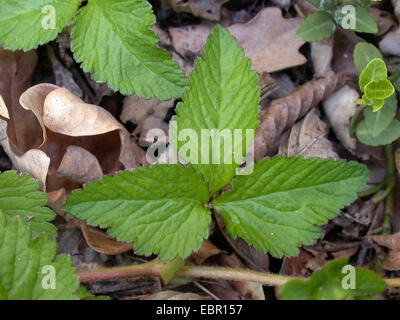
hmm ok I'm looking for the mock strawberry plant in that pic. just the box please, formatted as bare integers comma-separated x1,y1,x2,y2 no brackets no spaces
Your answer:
64,26,370,260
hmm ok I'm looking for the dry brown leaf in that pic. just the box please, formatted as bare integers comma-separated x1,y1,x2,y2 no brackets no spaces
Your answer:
169,24,212,58
18,84,138,174
121,95,174,125
279,109,339,160
163,0,228,21
140,290,210,300
372,232,400,270
55,145,103,184
0,121,50,190
169,8,306,74
188,240,222,265
323,85,359,154
215,214,269,272
80,221,133,255
254,71,345,161
0,49,41,154
228,7,306,73
219,253,265,300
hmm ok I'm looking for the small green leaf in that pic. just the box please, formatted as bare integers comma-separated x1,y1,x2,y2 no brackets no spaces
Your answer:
64,164,211,260
212,156,369,258
353,6,378,33
0,213,79,300
335,6,378,33
171,25,260,195
356,119,400,146
71,0,187,99
353,42,383,74
359,58,388,92
363,94,397,137
280,258,386,300
296,11,336,42
0,171,56,238
0,0,82,51
365,79,394,101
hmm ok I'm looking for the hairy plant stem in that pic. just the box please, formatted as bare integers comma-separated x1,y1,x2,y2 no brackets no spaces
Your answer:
76,261,400,288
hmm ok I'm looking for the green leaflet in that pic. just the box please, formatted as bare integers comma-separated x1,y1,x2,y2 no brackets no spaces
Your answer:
64,164,211,260
0,213,79,300
353,42,383,74
359,58,388,92
280,258,386,300
212,156,369,258
296,11,336,42
363,94,397,137
0,0,82,51
334,6,378,34
356,119,400,146
365,79,394,101
71,0,187,99
0,171,56,238
170,25,260,195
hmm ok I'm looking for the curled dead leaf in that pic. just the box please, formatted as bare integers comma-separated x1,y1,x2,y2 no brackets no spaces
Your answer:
279,109,339,160
80,221,133,256
254,71,345,161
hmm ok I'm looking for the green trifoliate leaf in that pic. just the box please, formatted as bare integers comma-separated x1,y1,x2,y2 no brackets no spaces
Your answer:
359,58,388,92
0,213,79,300
280,258,386,300
0,0,82,51
353,42,383,74
365,79,394,101
296,11,336,42
334,6,378,34
64,164,211,260
171,25,260,195
356,119,400,146
71,0,186,99
0,171,56,238
212,156,369,258
363,94,397,137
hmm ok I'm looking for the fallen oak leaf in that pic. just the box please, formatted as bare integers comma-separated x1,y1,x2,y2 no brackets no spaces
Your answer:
228,7,306,73
254,71,345,161
168,8,306,74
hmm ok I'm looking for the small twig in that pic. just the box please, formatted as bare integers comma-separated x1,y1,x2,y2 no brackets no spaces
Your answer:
193,281,220,300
